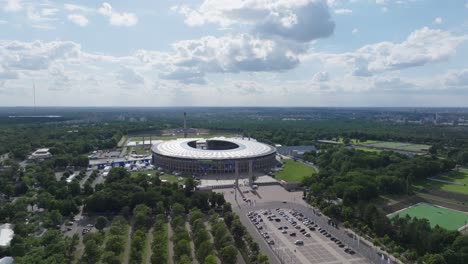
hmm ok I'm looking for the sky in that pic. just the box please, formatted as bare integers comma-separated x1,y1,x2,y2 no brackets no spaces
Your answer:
0,0,468,107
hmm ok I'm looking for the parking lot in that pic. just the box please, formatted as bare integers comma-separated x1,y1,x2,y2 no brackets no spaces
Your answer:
247,208,369,264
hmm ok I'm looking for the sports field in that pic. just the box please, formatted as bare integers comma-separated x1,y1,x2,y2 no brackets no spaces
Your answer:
362,141,430,152
388,203,468,230
354,147,382,153
274,159,315,182
415,169,468,194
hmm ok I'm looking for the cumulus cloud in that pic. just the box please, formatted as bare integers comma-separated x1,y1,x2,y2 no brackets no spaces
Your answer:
174,0,335,43
64,3,93,13
352,28,358,34
98,2,138,27
433,17,443,25
312,71,329,82
0,68,18,79
3,0,22,12
317,27,468,76
334,8,352,14
116,67,145,85
444,69,468,87
149,34,309,84
0,40,82,70
67,14,89,27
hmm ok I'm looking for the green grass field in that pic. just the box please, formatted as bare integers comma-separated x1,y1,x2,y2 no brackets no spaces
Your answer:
414,170,468,194
388,203,468,230
354,147,382,153
274,159,315,182
362,141,430,152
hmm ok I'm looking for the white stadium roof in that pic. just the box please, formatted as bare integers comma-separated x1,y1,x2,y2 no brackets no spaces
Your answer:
152,137,276,160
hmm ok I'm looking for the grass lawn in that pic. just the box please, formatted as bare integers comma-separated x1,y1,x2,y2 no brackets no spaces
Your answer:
362,141,430,152
388,203,468,230
274,159,315,182
130,170,183,183
333,137,379,144
131,147,151,155
414,170,468,194
354,147,382,153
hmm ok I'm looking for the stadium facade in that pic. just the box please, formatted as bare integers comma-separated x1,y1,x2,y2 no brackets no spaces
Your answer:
151,137,277,175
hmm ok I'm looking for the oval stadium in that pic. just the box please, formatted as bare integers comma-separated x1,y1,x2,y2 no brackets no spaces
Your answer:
151,137,277,175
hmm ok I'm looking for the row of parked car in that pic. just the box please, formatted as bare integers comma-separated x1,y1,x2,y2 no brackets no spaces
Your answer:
248,211,275,245
286,208,356,255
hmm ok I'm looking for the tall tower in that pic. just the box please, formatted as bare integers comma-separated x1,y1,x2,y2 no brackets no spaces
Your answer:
183,112,187,138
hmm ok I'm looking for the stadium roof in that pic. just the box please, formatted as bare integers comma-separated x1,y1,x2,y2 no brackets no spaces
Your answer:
152,137,276,160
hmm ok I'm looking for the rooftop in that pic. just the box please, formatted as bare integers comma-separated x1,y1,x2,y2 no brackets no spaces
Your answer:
0,224,14,248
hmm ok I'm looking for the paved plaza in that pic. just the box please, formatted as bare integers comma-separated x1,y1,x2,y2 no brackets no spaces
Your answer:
217,185,381,264
248,208,368,264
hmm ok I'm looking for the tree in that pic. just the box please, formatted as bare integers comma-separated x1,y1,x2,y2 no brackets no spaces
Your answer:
258,253,269,264
101,251,120,264
196,240,213,262
48,209,62,227
424,254,447,264
95,216,108,232
220,245,237,264
84,239,101,263
204,255,217,264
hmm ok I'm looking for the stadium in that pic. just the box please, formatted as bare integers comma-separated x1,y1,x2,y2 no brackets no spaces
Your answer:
151,137,277,175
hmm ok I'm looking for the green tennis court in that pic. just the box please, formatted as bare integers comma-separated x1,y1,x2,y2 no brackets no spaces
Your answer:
388,203,468,230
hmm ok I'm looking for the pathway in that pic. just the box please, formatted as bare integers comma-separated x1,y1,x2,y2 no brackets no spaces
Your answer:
122,219,133,264
204,222,221,264
185,222,199,264
144,227,154,264
167,222,175,264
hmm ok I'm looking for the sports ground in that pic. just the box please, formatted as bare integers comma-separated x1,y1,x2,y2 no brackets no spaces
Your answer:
388,203,468,231
274,159,315,182
415,169,468,194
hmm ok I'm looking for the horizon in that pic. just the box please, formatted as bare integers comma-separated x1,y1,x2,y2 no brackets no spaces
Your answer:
0,0,467,107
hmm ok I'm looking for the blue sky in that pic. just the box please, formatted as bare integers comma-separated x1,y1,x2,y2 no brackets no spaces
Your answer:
0,0,467,107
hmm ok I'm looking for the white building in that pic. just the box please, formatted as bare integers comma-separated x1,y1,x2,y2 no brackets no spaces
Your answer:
0,257,13,264
30,148,52,160
0,223,14,248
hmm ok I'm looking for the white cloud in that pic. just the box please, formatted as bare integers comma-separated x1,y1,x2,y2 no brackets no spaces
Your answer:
174,0,335,43
0,20,7,24
433,17,443,25
149,34,309,84
312,71,329,82
444,69,468,87
334,8,352,14
352,28,358,34
317,27,468,76
98,2,138,27
3,0,22,12
64,3,93,13
116,67,145,85
67,14,89,27
465,2,468,9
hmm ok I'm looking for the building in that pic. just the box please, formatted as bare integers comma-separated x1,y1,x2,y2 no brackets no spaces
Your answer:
0,257,13,264
0,223,14,248
29,148,52,160
152,137,277,175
